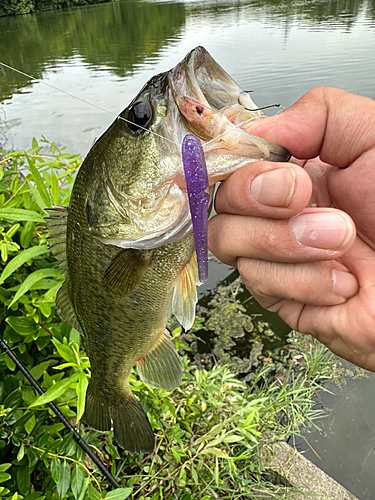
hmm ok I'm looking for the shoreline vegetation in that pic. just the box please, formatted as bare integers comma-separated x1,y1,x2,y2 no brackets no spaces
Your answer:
0,0,111,17
0,140,355,499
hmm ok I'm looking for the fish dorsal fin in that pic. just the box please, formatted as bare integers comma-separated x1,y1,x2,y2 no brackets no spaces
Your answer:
102,249,152,295
45,206,68,275
56,281,83,335
172,253,199,331
136,330,183,391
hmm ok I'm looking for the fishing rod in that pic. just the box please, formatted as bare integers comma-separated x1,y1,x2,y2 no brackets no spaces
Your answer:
0,334,126,493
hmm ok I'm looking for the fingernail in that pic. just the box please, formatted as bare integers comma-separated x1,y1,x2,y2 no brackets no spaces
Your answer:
290,212,353,249
250,167,295,207
332,269,358,298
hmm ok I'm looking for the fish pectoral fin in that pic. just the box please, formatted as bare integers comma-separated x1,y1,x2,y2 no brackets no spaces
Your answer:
56,281,83,335
84,382,155,454
45,206,68,275
172,253,199,331
102,249,152,295
137,330,183,391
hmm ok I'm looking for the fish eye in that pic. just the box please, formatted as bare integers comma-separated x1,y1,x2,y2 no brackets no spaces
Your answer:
126,99,153,134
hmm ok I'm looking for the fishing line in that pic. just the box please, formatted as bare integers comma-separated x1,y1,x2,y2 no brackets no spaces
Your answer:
0,335,126,493
0,61,178,146
0,60,282,151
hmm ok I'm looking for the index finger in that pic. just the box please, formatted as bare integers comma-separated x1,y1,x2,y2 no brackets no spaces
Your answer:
246,87,375,167
214,161,312,217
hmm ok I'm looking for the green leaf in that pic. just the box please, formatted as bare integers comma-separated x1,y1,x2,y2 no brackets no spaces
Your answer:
6,223,20,238
87,484,101,500
50,458,62,484
38,301,52,317
26,156,51,208
77,477,90,500
0,472,11,483
6,316,38,336
10,173,19,193
104,489,133,500
20,221,35,248
16,465,31,495
32,138,38,149
0,464,11,473
0,246,49,285
76,371,88,423
1,242,8,262
244,410,257,427
70,464,85,500
222,434,244,444
191,467,198,485
105,442,120,460
200,447,229,459
17,442,25,461
56,461,70,499
9,268,63,306
29,361,50,381
24,414,36,434
29,373,78,408
28,183,48,212
4,354,16,371
52,339,77,365
0,208,45,223
44,282,63,300
23,493,46,500
50,169,59,205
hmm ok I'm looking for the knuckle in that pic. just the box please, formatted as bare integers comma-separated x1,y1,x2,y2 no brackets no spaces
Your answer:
238,258,273,297
208,215,236,264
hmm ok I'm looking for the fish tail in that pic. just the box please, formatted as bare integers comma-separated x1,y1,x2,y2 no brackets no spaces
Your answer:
84,382,155,454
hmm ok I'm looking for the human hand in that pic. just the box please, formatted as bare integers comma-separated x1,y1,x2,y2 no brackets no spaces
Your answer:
208,87,375,371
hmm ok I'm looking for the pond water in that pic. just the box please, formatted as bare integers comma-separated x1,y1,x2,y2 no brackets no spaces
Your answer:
1,0,375,498
1,0,375,154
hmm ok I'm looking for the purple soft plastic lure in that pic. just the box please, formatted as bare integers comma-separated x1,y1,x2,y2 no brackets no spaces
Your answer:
182,134,210,283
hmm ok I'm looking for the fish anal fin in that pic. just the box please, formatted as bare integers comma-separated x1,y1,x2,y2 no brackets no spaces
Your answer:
137,331,183,391
103,249,152,295
56,281,83,334
172,253,199,331
84,383,155,454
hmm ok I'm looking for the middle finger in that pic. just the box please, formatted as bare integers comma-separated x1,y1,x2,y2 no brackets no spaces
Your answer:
208,208,355,267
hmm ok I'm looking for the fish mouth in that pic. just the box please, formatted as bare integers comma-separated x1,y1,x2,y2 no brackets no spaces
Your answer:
169,46,290,183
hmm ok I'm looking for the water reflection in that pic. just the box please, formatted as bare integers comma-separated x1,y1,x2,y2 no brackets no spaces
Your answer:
0,0,185,101
184,0,374,29
1,0,375,104
291,368,375,500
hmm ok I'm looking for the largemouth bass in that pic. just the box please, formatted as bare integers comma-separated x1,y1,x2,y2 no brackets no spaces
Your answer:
48,47,289,453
